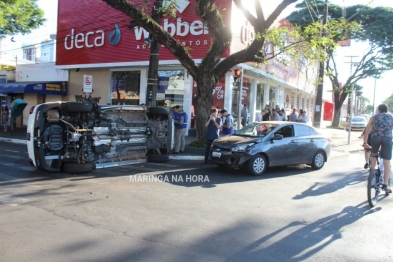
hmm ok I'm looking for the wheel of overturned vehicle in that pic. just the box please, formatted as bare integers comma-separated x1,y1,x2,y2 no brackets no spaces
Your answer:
147,154,169,163
247,154,267,176
63,162,93,174
61,102,93,113
311,151,325,170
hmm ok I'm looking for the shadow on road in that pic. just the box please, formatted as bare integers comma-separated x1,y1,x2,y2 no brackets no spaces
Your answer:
223,202,379,261
293,170,367,199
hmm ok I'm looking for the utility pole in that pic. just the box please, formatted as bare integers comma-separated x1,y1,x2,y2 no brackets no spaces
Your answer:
344,55,359,145
313,0,328,128
372,76,377,113
146,0,163,107
237,69,244,131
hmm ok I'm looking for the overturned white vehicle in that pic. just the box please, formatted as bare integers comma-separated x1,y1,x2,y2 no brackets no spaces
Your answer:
26,101,172,173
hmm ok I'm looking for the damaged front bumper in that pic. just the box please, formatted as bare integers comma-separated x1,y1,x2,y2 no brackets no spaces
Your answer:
209,149,253,168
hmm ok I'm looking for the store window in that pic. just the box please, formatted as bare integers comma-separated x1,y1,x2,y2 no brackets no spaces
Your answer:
256,84,264,111
269,88,275,108
111,71,141,105
157,70,185,108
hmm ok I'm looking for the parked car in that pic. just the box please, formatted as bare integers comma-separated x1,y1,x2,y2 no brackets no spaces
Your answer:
340,116,367,131
209,121,331,176
26,100,172,173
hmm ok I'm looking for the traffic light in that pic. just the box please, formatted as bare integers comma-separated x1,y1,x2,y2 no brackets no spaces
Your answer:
234,69,242,83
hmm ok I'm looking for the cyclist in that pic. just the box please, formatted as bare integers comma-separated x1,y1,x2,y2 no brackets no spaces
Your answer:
363,104,393,193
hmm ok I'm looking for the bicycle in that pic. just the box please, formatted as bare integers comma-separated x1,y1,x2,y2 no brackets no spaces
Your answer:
367,152,391,207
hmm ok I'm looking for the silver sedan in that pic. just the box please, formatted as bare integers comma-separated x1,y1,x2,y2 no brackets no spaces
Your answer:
209,121,331,175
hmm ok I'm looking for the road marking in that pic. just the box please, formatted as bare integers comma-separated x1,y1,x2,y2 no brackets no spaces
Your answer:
5,150,19,153
0,154,24,159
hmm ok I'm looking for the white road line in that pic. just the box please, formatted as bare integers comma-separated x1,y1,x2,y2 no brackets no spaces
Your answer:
0,154,24,159
5,150,19,153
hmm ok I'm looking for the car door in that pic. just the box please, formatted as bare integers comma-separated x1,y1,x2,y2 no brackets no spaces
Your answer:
266,125,297,166
293,124,315,164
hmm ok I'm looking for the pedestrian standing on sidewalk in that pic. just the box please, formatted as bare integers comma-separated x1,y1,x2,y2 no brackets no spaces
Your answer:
2,106,9,131
241,104,248,127
173,106,188,154
204,108,221,164
220,109,234,134
288,108,298,122
263,105,271,121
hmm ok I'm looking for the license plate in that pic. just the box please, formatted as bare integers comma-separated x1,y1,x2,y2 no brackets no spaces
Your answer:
212,152,221,158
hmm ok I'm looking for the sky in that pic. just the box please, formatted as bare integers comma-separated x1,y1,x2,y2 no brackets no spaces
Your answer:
1,0,392,107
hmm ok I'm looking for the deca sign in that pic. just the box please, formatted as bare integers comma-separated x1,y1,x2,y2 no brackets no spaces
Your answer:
56,0,231,66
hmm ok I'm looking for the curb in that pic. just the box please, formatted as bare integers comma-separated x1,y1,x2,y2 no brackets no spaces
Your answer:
169,155,204,161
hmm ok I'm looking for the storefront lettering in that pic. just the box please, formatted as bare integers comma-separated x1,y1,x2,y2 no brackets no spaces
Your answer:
135,40,208,49
46,84,61,91
133,18,208,41
65,28,105,50
241,22,255,46
213,86,224,100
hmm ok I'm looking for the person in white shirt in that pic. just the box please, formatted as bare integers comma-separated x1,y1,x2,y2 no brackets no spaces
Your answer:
278,109,286,121
270,109,281,121
297,111,309,124
255,110,263,121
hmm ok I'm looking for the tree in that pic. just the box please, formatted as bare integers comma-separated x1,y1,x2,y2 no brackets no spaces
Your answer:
0,0,45,38
365,105,374,114
383,93,393,112
101,0,333,140
287,1,393,126
357,96,369,114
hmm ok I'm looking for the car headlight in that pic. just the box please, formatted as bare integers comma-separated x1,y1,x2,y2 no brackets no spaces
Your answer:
232,143,255,152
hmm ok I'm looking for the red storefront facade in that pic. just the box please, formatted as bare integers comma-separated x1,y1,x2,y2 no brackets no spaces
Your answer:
56,0,317,132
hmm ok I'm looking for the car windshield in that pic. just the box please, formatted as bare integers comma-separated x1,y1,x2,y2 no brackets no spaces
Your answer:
233,123,279,137
352,117,366,122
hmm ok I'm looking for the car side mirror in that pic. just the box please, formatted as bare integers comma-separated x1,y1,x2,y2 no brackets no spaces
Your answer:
272,134,283,140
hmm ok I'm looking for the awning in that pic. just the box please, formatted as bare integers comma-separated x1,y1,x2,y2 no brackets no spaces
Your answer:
0,82,68,96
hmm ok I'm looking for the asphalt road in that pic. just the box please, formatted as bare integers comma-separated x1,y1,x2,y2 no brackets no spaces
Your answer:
0,141,392,262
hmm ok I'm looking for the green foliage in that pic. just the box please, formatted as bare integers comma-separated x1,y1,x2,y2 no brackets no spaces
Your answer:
287,0,393,126
383,93,393,112
190,140,206,148
0,0,45,38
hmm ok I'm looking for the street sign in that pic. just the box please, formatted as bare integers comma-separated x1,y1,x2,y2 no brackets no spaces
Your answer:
83,75,93,93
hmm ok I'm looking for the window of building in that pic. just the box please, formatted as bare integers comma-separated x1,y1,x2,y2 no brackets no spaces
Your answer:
110,71,141,105
269,87,275,108
257,84,264,111
157,70,185,108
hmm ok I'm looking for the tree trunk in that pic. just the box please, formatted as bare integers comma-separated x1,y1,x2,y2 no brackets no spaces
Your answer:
332,91,347,127
195,72,214,142
332,102,342,127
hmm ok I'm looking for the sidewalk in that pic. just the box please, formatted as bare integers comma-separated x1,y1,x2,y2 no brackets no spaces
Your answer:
0,125,365,159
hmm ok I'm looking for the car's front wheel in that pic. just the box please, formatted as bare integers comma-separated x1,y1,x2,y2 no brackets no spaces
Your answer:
247,154,267,176
311,151,325,170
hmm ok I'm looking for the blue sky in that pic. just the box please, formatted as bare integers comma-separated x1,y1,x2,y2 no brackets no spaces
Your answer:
2,0,392,106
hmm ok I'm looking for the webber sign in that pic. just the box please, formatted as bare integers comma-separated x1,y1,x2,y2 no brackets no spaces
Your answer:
56,0,231,66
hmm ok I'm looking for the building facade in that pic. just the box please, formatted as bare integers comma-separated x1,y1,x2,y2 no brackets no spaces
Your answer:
55,0,317,134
